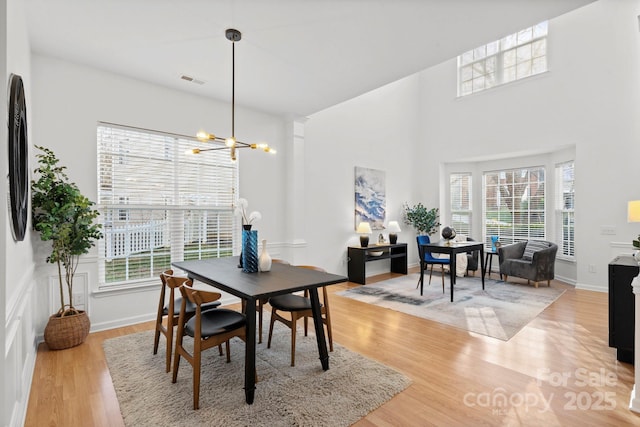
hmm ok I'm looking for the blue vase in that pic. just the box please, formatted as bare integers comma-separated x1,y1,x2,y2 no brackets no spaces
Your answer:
491,235,499,252
242,229,259,273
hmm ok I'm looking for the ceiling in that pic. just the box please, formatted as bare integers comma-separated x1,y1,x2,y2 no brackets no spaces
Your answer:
24,0,595,117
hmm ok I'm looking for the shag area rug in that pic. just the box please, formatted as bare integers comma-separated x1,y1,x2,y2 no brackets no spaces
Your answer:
103,320,411,427
337,274,565,341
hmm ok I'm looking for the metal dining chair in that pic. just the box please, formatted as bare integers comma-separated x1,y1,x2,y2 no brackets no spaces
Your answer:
416,235,450,293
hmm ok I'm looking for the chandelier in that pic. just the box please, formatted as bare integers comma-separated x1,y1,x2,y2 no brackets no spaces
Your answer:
188,29,276,160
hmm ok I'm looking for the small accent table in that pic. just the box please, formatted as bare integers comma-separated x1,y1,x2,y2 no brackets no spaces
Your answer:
484,249,499,279
347,243,408,285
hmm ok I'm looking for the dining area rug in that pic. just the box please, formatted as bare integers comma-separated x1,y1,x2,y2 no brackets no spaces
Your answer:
337,273,565,341
103,320,411,426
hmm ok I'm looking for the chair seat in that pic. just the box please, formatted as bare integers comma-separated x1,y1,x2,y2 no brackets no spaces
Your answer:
164,297,221,316
185,308,246,338
423,257,449,265
269,294,317,311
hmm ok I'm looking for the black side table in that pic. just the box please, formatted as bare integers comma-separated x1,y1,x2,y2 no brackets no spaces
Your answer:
484,249,498,279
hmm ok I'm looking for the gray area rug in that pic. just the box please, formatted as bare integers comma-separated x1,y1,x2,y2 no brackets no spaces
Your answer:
103,320,411,427
337,274,565,341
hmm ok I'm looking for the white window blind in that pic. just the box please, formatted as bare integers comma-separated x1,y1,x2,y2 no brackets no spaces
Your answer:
458,21,548,97
450,173,472,238
483,166,545,246
97,123,238,288
555,161,575,259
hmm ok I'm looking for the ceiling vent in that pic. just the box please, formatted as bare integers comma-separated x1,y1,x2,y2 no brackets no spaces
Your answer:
180,75,205,85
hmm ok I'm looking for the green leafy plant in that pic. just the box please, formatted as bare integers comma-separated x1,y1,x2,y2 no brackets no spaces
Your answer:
31,146,103,317
634,236,640,249
402,202,440,235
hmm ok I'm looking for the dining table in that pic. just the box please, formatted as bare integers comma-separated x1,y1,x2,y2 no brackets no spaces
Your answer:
172,256,348,404
418,240,486,302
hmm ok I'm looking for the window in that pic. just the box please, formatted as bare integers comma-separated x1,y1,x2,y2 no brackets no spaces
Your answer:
97,123,238,288
458,21,548,96
450,173,472,237
555,161,575,259
483,167,545,246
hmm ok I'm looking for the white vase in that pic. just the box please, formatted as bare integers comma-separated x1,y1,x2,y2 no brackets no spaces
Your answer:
259,239,272,272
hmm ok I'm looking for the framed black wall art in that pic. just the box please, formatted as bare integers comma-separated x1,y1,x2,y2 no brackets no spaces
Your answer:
8,73,29,241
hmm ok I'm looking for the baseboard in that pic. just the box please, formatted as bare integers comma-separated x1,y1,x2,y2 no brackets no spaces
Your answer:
554,274,576,286
86,295,241,333
630,385,640,413
575,282,607,293
13,334,38,427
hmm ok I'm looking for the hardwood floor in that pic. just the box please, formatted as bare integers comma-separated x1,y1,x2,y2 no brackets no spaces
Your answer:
25,272,640,426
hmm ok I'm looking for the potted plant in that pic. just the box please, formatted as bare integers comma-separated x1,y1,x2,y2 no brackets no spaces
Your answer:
402,202,440,236
31,145,103,350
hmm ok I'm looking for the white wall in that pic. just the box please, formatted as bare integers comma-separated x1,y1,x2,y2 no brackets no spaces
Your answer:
303,75,421,273
3,0,36,425
302,0,640,290
30,54,289,331
415,0,640,291
5,0,640,424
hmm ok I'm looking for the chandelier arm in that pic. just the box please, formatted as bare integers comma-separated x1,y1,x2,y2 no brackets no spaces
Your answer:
189,28,276,158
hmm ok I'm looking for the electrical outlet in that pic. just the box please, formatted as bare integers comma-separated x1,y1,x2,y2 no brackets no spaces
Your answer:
600,226,616,235
72,294,84,306
588,264,597,273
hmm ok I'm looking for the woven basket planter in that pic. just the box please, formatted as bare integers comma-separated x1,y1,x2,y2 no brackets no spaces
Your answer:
44,310,90,350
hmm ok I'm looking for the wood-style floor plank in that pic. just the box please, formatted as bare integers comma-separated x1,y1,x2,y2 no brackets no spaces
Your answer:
25,271,640,426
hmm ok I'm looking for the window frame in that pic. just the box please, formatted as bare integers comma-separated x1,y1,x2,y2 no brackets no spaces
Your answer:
555,161,575,260
450,172,473,238
483,166,546,248
96,122,239,290
458,21,548,97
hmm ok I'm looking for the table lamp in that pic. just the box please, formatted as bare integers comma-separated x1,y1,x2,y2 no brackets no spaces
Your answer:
387,221,401,244
356,222,372,247
628,200,640,258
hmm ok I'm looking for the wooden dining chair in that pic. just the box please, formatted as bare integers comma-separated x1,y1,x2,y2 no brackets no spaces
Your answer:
172,284,247,410
242,258,290,344
267,265,333,366
153,270,221,372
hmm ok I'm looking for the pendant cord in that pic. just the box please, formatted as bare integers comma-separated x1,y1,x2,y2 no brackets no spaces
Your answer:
231,41,235,139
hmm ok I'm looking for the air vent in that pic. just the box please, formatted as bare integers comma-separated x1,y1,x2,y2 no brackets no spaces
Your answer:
180,75,205,85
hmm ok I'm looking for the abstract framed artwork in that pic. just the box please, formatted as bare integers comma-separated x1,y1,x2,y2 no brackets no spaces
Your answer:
354,166,385,230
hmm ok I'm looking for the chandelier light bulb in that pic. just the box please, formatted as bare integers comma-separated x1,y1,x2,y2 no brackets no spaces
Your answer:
196,131,213,141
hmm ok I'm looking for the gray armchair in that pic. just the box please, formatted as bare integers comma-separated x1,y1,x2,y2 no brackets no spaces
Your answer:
498,240,558,288
465,237,480,276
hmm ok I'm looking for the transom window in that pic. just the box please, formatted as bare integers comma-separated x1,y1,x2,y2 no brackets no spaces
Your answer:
483,166,545,247
458,21,548,97
96,123,238,288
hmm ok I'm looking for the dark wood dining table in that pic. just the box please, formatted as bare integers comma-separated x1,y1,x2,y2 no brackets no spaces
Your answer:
418,240,486,302
172,256,348,404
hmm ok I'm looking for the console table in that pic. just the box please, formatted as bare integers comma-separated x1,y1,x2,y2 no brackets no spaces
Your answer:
347,243,408,284
608,255,639,364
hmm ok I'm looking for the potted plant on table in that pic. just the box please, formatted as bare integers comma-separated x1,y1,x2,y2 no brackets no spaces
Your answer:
402,202,440,236
31,145,103,350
